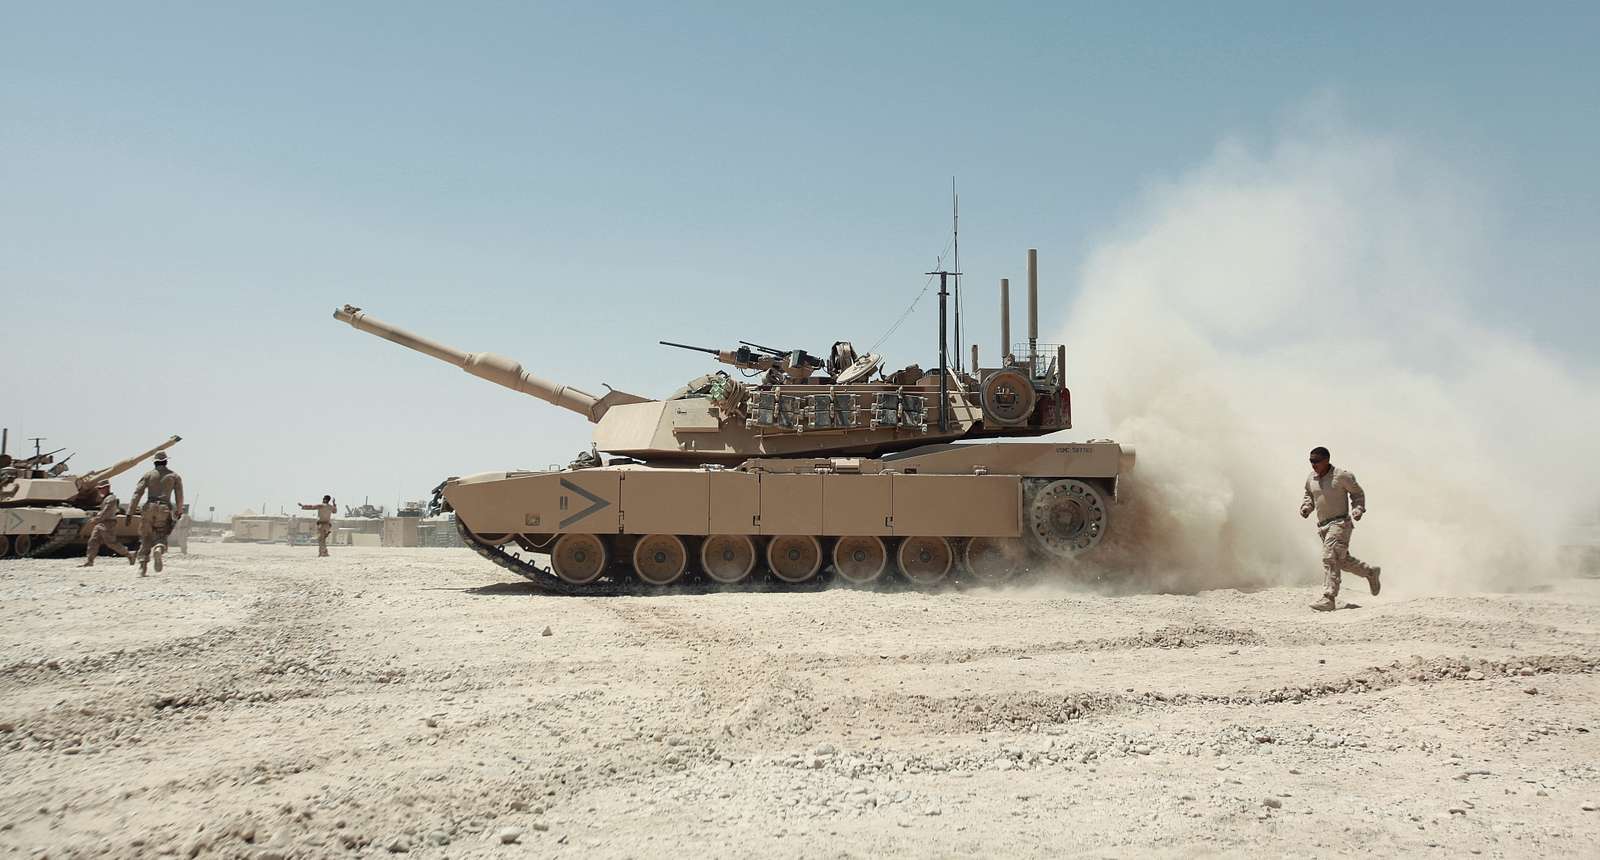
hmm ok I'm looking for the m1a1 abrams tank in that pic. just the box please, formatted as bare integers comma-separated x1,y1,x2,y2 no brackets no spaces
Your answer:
0,435,183,558
333,249,1134,593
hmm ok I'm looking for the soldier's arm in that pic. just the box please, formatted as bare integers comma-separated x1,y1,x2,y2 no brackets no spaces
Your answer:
1300,480,1314,518
129,475,148,513
298,503,316,511
173,475,184,515
1344,472,1366,519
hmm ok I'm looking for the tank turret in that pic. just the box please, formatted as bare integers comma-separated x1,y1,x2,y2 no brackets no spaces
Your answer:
332,278,1072,463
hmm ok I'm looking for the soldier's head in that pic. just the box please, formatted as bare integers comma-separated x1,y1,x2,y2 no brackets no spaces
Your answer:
322,494,331,503
154,452,169,469
96,480,112,496
1309,446,1331,476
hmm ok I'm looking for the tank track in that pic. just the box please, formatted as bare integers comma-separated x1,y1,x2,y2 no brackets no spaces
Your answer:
456,517,629,596
30,523,86,558
452,517,1092,596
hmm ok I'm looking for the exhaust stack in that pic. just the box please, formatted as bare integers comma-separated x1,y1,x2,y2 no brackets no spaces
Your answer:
999,278,1011,362
1027,248,1039,365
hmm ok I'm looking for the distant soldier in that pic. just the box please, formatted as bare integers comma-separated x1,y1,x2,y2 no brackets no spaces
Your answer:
80,480,135,567
1300,446,1381,611
299,495,336,557
171,508,192,555
129,450,184,577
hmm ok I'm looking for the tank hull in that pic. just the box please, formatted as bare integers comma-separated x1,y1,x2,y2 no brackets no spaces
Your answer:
443,440,1133,593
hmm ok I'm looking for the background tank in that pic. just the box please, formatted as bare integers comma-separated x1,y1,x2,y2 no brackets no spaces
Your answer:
334,248,1134,593
0,434,182,558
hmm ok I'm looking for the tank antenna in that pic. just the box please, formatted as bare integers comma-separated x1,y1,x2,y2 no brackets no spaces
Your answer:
951,177,962,373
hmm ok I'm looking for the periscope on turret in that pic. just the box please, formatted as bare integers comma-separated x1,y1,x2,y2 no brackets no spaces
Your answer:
331,248,1133,593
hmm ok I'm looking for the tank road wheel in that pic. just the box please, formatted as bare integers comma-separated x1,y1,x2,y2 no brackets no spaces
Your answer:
13,534,34,558
833,535,889,585
0,534,10,558
1025,479,1110,559
551,534,609,584
632,534,689,586
766,535,823,583
897,536,953,587
963,536,1030,584
701,535,757,584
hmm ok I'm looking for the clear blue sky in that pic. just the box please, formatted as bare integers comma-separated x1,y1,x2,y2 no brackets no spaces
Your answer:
3,2,1596,517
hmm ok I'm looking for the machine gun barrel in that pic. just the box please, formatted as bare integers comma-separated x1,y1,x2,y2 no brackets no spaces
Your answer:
738,340,786,356
76,435,181,490
659,341,721,356
333,305,622,423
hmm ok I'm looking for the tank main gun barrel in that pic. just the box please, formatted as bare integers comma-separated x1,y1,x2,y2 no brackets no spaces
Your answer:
333,305,609,423
76,435,182,490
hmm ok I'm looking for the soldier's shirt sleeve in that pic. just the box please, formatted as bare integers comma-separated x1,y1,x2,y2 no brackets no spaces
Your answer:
1343,471,1366,513
1301,478,1314,512
98,496,116,519
130,473,148,507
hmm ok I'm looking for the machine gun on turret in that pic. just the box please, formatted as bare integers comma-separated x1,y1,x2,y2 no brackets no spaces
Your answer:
659,340,824,383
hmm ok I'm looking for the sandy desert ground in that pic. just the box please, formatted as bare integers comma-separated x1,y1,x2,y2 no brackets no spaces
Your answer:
1,542,1597,858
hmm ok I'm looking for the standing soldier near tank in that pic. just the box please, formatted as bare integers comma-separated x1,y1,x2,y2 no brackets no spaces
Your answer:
129,450,184,576
80,480,135,567
1301,446,1382,611
299,495,336,557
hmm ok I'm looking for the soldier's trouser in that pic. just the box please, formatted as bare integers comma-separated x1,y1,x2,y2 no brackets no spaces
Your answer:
1318,518,1375,599
84,524,132,563
138,503,174,564
316,522,331,557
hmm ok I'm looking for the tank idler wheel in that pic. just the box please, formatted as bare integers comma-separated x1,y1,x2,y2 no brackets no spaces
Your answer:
633,534,688,586
13,534,33,558
898,536,953,587
701,535,757,584
963,536,1030,584
0,534,11,558
551,534,609,584
833,535,889,584
1025,479,1110,559
766,535,823,583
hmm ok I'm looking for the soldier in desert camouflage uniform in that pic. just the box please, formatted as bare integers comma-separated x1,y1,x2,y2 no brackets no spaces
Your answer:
80,480,135,567
129,450,184,576
1301,446,1382,611
299,495,336,557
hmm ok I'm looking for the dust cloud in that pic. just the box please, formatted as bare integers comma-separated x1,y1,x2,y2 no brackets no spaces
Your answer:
1058,114,1600,595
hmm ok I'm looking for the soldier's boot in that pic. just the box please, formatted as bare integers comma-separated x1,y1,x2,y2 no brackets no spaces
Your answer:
127,553,136,566
1309,596,1337,612
138,557,148,577
1366,567,1381,596
153,545,164,573
79,559,94,568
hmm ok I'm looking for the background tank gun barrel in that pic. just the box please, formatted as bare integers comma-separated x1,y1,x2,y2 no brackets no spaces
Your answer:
334,305,626,423
75,435,181,490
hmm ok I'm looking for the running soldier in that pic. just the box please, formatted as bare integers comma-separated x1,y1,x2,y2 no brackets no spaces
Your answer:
1301,446,1382,611
299,495,336,557
129,451,184,576
80,480,135,567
